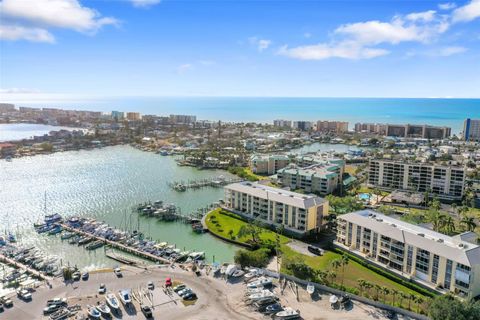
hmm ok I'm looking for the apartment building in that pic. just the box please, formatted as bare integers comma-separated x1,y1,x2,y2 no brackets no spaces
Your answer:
273,119,292,128
463,118,480,142
336,210,480,298
111,111,124,121
292,121,313,131
316,121,349,134
277,159,344,196
169,114,197,124
224,182,329,235
126,112,141,121
249,154,290,175
368,159,466,201
354,122,451,139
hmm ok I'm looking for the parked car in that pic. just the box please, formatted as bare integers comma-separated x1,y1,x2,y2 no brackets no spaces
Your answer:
43,304,61,315
46,298,67,307
165,277,172,287
81,272,89,281
307,245,324,256
17,289,32,301
178,288,192,297
98,284,106,294
0,303,4,312
141,305,153,318
0,297,13,308
173,284,186,292
72,271,81,281
114,268,122,277
147,281,154,290
183,292,197,301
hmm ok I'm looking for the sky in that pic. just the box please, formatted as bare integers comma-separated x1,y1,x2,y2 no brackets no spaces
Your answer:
0,0,479,99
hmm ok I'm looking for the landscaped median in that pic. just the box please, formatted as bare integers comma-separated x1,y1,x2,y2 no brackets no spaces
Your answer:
204,208,434,315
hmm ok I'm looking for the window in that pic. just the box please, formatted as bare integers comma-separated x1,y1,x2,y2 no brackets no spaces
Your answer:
406,245,414,274
431,254,439,284
444,259,453,289
415,249,430,274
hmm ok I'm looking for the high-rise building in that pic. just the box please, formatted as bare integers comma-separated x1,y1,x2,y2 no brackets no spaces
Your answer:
273,119,292,128
316,121,349,133
249,154,290,175
463,119,480,142
368,159,466,201
111,111,124,121
169,114,196,124
126,112,141,121
354,122,450,139
292,121,312,131
0,103,15,112
224,182,329,235
336,209,480,298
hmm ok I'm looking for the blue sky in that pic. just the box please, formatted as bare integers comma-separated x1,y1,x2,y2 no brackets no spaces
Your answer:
0,0,479,99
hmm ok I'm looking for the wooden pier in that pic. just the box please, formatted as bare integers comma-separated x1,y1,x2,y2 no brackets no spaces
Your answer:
60,224,172,265
0,253,53,281
168,176,243,192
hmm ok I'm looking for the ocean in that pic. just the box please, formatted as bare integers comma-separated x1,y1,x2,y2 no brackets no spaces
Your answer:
5,97,480,133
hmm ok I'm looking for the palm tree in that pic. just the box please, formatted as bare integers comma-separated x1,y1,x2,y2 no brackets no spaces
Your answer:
460,215,477,232
326,270,337,284
399,292,408,308
391,289,399,306
340,254,350,286
426,209,447,232
363,281,373,298
408,293,416,310
374,284,382,300
442,216,456,235
381,287,390,303
357,279,367,294
330,259,342,272
415,296,424,313
315,270,328,284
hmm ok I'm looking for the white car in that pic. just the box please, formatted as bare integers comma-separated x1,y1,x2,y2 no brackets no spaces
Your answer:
98,283,106,294
147,281,154,290
17,289,32,301
178,288,192,297
114,268,122,277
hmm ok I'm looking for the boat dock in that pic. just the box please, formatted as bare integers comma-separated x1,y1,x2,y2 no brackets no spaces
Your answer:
0,252,52,282
167,176,243,192
104,250,144,266
60,224,172,265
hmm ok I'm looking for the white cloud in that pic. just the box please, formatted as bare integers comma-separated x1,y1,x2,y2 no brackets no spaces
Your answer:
0,88,42,94
130,0,161,8
303,32,312,38
177,64,193,74
439,3,457,10
278,42,389,60
248,37,272,52
0,25,55,43
437,46,467,56
452,0,480,22
0,0,117,43
406,10,437,22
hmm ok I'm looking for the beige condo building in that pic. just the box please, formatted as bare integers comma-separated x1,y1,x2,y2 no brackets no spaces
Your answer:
224,182,329,235
336,210,480,298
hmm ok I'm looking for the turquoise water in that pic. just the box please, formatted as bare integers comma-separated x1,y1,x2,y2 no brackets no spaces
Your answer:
9,97,480,133
0,123,81,142
0,146,238,268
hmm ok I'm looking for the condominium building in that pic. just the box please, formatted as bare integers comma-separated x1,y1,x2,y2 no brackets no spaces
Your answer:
354,122,451,139
249,154,290,175
126,112,141,121
0,103,15,113
111,111,124,121
316,121,349,134
368,159,466,201
169,114,197,124
463,119,480,142
292,121,313,131
224,182,329,235
273,119,292,128
277,159,344,196
336,210,480,298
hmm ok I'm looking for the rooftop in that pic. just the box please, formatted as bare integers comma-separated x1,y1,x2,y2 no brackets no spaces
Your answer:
340,210,480,266
225,181,326,209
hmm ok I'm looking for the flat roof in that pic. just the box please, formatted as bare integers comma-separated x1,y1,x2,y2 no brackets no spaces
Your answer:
340,210,480,266
225,181,326,209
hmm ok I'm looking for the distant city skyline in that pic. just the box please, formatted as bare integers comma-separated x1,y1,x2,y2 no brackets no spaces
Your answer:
1,0,479,98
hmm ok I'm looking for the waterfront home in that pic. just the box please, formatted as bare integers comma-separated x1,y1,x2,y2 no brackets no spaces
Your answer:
224,181,329,236
249,154,290,175
336,209,480,299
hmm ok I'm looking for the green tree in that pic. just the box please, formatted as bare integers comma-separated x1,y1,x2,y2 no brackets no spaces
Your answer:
234,248,270,268
340,254,349,286
381,286,390,303
284,258,315,280
460,215,477,232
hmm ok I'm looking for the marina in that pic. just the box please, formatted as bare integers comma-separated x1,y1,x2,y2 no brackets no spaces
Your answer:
168,176,244,192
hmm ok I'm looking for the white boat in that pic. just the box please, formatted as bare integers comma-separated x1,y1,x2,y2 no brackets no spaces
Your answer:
220,264,228,275
306,283,315,295
87,305,101,319
225,264,237,277
244,269,260,280
248,290,276,301
275,307,300,319
232,269,245,278
329,295,339,305
105,293,120,310
118,289,132,305
247,276,272,289
96,303,111,315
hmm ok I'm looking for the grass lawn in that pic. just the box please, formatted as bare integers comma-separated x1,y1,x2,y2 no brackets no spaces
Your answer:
206,208,429,312
244,168,270,181
357,185,390,196
344,164,357,175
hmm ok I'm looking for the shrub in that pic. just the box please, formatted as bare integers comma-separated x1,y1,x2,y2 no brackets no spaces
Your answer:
234,248,270,268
